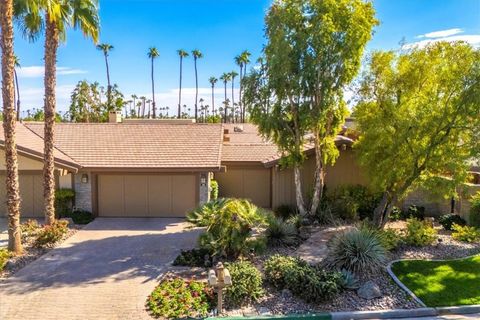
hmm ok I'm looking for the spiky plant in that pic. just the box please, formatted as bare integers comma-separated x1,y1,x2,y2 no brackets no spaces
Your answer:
265,215,297,247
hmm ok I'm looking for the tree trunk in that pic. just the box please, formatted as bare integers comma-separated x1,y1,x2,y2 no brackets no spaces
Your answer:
373,192,397,228
238,65,243,123
224,82,227,123
1,0,23,254
151,57,156,118
309,137,325,215
211,85,215,116
194,58,198,121
178,57,182,118
242,64,248,122
293,165,307,216
104,54,111,110
14,69,20,121
231,77,235,122
43,16,59,226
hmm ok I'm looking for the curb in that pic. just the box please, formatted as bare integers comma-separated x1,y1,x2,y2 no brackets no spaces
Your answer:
331,308,437,319
437,305,480,315
386,259,427,308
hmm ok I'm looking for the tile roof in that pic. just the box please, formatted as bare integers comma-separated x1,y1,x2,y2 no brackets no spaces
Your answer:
24,123,223,170
0,123,79,171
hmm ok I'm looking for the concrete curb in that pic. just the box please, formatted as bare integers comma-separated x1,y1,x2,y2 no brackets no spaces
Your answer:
330,307,437,319
436,305,480,315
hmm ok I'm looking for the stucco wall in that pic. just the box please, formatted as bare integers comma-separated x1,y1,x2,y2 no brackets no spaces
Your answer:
0,150,43,170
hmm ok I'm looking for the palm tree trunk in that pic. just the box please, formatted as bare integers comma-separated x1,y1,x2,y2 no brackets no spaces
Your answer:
178,57,183,118
151,58,156,118
43,16,59,225
14,69,20,121
231,78,235,123
211,84,215,116
104,54,111,110
238,65,243,123
224,82,227,123
242,64,248,122
194,58,198,121
1,0,23,254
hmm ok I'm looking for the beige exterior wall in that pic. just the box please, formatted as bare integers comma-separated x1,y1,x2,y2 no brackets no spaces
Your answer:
0,150,43,170
59,173,73,189
0,174,43,217
215,166,272,208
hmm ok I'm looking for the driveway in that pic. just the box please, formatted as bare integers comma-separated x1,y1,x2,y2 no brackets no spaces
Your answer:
0,218,200,320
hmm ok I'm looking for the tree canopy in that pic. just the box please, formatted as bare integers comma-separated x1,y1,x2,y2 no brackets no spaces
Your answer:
354,41,480,227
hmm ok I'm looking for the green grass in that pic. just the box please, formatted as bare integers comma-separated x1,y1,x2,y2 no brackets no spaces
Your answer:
391,255,480,307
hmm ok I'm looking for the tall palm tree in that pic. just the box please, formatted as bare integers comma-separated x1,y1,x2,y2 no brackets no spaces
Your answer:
219,72,231,123
96,43,113,109
230,71,238,122
240,50,251,122
177,49,189,118
147,47,159,118
140,96,146,118
234,55,243,122
191,49,203,122
17,0,100,225
13,55,21,121
131,94,138,117
1,0,23,253
208,76,217,116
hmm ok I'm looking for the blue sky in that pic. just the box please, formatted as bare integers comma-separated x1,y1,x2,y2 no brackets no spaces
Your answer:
13,0,480,116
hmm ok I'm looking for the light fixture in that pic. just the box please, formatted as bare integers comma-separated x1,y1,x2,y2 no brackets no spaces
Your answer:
81,174,89,184
200,174,207,186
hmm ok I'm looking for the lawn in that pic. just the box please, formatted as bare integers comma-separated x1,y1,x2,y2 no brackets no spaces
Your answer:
391,255,480,307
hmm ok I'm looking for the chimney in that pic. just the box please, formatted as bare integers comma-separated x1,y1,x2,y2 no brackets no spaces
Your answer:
108,111,122,123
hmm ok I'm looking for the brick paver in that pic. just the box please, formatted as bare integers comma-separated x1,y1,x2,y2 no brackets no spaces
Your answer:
0,218,200,320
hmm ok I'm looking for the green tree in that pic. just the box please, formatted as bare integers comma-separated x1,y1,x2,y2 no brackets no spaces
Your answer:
244,0,376,215
235,50,251,122
177,49,189,118
209,76,218,116
16,0,100,224
355,42,480,227
96,43,113,109
147,47,159,118
192,49,203,122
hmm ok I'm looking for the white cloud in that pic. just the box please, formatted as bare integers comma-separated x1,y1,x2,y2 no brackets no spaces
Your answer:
16,66,87,78
416,28,464,39
402,34,480,50
17,84,75,116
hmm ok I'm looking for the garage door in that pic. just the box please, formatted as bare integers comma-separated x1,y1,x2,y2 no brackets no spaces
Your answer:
0,173,43,218
215,168,271,208
97,174,197,217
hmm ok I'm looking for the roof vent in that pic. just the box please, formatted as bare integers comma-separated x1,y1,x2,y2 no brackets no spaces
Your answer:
233,125,244,133
108,111,122,123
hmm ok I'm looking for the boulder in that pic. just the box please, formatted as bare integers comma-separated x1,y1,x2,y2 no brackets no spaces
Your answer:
357,281,382,300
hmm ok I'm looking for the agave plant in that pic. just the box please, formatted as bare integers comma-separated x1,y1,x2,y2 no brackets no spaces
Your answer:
265,215,298,247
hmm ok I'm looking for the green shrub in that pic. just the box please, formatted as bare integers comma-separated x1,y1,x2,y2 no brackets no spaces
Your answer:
173,248,212,267
224,260,263,307
404,205,426,220
325,228,387,273
439,214,467,231
265,215,297,247
264,255,342,302
55,189,75,217
147,278,214,319
193,198,266,257
451,223,480,243
274,204,297,220
210,180,219,200
327,185,381,221
245,236,267,255
390,206,403,221
377,228,403,251
470,192,480,227
404,218,437,246
34,220,69,248
67,209,94,225
0,248,13,271
21,219,41,239
339,269,360,290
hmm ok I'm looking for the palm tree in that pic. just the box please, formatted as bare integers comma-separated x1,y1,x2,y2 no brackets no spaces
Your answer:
13,55,21,121
1,0,23,253
208,76,217,117
219,73,231,123
17,0,100,225
96,43,113,110
177,49,189,118
140,96,146,118
230,71,238,122
131,94,138,117
191,49,203,122
147,47,159,118
239,50,251,122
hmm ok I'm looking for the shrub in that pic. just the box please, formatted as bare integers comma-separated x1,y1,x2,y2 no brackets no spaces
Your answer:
173,248,212,267
325,228,387,274
405,205,426,220
439,214,467,231
245,236,267,255
147,278,214,319
404,218,437,246
470,192,480,227
376,228,403,251
55,189,75,217
21,219,41,238
265,215,297,247
34,220,69,248
193,198,266,257
339,269,360,290
210,180,219,200
225,260,263,307
390,206,403,221
0,248,13,271
264,255,342,302
327,185,382,221
451,223,480,243
67,209,94,225
275,204,296,220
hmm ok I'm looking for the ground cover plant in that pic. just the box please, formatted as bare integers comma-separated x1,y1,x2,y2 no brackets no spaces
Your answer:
34,220,69,248
404,218,437,247
391,255,480,307
451,224,480,243
224,260,263,307
147,278,215,319
172,248,212,267
0,249,13,271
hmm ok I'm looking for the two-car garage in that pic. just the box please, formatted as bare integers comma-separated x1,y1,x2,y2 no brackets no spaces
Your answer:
96,174,198,217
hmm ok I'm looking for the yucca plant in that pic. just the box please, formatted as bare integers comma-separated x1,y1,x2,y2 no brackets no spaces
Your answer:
265,215,298,247
325,228,387,274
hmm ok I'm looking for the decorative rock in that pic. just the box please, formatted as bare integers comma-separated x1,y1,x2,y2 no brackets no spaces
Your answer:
257,307,272,316
281,288,293,299
357,281,382,300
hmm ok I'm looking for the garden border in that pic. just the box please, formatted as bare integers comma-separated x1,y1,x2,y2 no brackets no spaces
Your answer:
386,253,480,309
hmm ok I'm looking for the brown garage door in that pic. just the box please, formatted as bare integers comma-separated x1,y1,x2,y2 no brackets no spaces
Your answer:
215,168,271,208
97,174,197,217
0,173,43,218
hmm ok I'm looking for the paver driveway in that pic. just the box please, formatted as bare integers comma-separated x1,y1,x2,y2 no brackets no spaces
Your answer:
0,218,201,320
